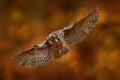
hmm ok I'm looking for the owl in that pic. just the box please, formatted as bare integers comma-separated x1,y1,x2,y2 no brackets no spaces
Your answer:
15,9,99,67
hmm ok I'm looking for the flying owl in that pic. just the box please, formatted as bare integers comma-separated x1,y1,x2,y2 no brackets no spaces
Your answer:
15,9,99,67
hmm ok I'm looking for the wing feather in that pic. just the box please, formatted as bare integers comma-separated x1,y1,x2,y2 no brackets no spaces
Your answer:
15,43,52,67
63,8,99,45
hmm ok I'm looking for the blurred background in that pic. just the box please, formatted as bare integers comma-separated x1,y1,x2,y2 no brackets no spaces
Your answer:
0,0,120,80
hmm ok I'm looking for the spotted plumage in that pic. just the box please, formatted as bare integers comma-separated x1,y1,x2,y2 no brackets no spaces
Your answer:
15,9,99,67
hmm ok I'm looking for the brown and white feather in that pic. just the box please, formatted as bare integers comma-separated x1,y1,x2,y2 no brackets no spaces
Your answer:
15,42,52,67
63,9,99,45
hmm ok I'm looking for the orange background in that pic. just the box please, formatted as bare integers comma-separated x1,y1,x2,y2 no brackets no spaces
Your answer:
0,0,120,80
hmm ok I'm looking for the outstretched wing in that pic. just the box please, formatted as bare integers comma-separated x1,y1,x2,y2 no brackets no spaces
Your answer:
63,9,99,45
15,43,52,67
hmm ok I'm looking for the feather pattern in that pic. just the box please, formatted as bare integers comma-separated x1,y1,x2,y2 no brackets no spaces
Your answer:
15,42,52,67
63,8,99,45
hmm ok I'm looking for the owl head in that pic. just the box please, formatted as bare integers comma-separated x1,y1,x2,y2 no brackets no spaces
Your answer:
47,30,64,46
48,34,61,44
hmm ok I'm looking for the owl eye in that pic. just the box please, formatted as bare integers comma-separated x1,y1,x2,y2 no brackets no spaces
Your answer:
51,35,56,39
57,38,60,41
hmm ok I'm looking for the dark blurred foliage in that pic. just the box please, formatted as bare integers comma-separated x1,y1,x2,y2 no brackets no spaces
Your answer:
0,0,120,80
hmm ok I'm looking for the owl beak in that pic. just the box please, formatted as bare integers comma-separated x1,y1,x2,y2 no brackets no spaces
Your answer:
55,38,59,42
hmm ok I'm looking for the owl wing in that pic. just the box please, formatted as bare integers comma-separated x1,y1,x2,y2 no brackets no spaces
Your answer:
15,42,52,67
63,9,99,45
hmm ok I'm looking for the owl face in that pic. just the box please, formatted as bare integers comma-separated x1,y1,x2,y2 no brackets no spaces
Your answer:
48,34,63,45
